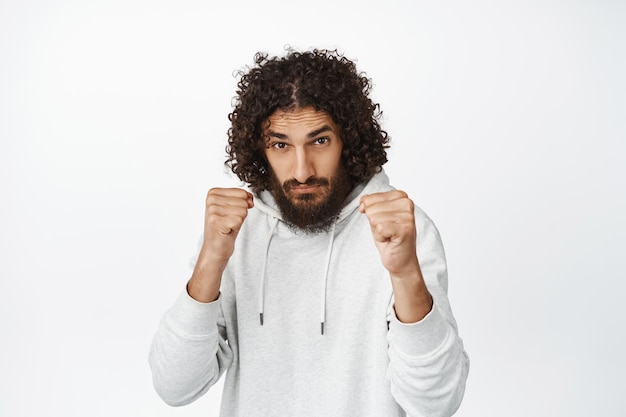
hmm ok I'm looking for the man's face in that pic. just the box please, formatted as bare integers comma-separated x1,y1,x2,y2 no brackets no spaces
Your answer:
263,106,352,232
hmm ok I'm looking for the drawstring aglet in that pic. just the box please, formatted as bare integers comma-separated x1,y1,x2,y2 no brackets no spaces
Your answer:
260,313,264,326
321,322,325,335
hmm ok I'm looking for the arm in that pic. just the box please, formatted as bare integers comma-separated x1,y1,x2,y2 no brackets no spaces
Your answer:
361,191,470,417
148,188,253,406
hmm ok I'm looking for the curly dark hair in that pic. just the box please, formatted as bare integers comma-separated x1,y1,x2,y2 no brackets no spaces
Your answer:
225,48,389,192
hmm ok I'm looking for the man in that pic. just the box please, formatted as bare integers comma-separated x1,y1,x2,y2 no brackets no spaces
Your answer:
149,49,469,417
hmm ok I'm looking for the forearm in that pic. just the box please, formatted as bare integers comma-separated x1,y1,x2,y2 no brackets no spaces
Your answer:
390,265,433,323
187,250,228,303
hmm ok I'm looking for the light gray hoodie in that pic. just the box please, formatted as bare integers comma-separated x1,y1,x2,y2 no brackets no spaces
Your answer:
149,171,469,417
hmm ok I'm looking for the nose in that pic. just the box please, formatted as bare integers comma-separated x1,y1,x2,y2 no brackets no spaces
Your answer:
293,148,314,183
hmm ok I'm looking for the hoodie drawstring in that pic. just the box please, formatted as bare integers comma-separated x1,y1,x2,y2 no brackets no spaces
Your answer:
320,221,337,335
259,218,279,326
257,219,337,336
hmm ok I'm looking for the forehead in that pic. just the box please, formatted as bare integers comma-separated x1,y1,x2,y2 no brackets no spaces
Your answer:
264,107,337,132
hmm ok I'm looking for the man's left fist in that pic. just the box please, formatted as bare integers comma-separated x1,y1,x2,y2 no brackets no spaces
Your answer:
359,190,420,277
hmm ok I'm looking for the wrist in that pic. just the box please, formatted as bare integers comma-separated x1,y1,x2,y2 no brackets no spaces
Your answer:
187,255,224,303
390,267,433,323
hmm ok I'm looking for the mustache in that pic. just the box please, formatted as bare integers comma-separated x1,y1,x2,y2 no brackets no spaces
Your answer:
282,177,330,192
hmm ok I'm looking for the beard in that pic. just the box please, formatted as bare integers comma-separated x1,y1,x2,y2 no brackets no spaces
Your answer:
268,166,353,234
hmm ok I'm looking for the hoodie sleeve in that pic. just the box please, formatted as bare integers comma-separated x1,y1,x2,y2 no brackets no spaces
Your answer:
148,290,233,406
386,211,470,417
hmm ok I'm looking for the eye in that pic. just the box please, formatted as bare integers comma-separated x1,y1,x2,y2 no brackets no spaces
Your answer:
314,137,329,145
269,142,288,150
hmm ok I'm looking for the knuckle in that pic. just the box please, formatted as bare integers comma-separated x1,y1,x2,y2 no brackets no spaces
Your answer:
207,187,221,197
374,222,386,234
206,188,221,205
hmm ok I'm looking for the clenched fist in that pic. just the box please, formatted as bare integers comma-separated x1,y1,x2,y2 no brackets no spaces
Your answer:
201,187,254,263
360,190,432,323
188,187,253,303
359,190,419,277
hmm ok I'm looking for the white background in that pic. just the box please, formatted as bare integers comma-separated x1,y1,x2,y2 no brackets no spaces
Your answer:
1,0,624,416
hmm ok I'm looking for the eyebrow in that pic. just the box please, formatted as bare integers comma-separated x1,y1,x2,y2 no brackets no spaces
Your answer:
265,125,334,141
307,125,334,138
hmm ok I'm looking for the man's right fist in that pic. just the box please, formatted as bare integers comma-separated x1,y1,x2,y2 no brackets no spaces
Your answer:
201,187,254,264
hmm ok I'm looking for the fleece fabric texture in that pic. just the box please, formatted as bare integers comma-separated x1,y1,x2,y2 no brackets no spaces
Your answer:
149,171,469,417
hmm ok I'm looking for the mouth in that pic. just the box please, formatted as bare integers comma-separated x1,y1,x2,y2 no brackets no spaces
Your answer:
281,177,331,204
289,185,320,195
